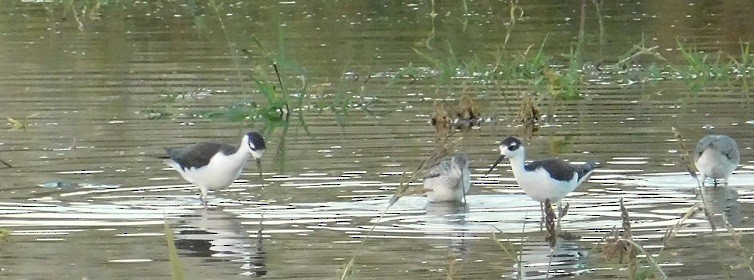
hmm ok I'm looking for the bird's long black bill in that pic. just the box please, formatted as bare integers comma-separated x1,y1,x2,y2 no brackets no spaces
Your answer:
484,155,507,177
256,158,264,187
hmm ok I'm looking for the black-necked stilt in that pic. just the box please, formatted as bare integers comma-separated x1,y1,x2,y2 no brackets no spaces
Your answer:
423,154,471,203
485,136,595,218
164,132,266,204
693,134,739,187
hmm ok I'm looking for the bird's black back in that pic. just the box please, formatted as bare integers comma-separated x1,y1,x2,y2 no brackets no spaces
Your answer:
165,142,237,169
524,159,577,182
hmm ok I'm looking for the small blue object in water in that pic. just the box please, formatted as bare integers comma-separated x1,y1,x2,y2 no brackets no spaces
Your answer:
40,181,80,188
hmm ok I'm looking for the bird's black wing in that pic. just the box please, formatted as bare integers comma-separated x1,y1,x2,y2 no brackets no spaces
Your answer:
165,142,235,169
524,159,576,182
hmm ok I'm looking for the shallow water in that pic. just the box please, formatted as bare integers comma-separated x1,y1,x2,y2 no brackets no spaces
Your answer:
1,1,754,279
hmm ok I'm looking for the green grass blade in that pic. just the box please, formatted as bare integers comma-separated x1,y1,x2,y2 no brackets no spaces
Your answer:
164,221,185,280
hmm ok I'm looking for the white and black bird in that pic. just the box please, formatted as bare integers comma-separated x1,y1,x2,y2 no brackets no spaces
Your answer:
693,134,739,187
485,136,595,218
164,132,266,204
423,154,471,203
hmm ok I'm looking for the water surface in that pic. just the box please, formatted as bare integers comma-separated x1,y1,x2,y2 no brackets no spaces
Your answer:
1,1,754,279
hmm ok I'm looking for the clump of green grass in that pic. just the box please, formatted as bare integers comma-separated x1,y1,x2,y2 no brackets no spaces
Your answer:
7,114,36,132
731,41,754,76
196,35,299,135
675,38,729,93
0,228,10,243
141,90,194,120
399,11,754,105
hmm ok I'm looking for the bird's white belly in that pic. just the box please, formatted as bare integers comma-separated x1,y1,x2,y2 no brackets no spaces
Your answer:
424,170,471,202
424,175,465,202
190,165,243,189
176,154,248,190
516,168,578,203
695,150,735,179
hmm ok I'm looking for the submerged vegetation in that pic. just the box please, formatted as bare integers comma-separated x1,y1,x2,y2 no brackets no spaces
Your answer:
134,0,754,146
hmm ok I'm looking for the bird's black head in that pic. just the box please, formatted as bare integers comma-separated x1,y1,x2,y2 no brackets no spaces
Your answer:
500,136,522,153
245,132,266,158
484,136,524,177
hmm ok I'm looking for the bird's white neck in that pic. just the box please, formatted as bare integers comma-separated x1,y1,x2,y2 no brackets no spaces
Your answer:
229,139,251,163
507,154,527,178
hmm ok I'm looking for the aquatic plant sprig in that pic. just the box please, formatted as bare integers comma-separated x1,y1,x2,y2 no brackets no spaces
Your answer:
0,158,11,168
544,199,557,279
208,0,246,95
490,226,524,279
671,127,715,231
602,199,667,279
389,136,464,206
445,255,459,280
500,0,524,50
544,199,557,248
0,228,10,243
721,215,754,277
613,34,669,68
7,115,35,132
341,133,463,279
591,0,606,57
413,41,462,84
164,219,185,280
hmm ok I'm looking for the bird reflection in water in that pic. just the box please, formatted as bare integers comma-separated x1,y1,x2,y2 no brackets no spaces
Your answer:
174,208,267,277
514,240,588,279
424,202,471,258
703,185,742,226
